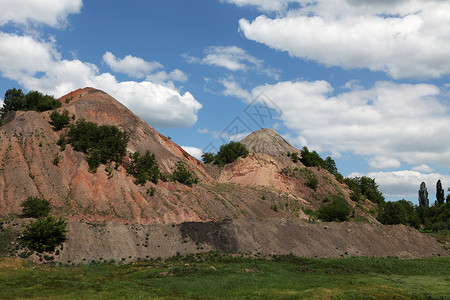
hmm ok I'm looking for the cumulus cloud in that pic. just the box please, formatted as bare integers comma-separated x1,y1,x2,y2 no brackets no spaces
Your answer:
181,146,204,160
412,164,434,173
103,52,188,83
221,0,291,12
350,170,450,201
185,46,280,79
237,0,450,78
0,33,201,128
0,0,82,27
103,52,162,78
222,79,450,168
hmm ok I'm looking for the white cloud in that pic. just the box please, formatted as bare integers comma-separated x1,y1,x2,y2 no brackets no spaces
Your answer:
0,0,82,27
219,78,252,100
350,170,450,201
0,33,201,128
238,0,450,78
181,146,203,160
368,157,401,170
221,0,291,12
146,69,188,83
412,164,434,173
186,46,280,79
222,79,450,168
103,52,188,83
103,52,162,78
198,129,209,134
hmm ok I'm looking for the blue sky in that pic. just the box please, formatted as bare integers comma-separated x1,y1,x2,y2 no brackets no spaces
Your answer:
1,0,450,204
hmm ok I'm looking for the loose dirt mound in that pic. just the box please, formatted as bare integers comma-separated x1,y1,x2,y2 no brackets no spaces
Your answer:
40,219,448,264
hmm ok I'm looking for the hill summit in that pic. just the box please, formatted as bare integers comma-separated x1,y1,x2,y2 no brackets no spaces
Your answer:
240,128,299,156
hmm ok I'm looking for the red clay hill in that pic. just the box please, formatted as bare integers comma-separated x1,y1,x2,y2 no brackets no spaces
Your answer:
0,88,373,224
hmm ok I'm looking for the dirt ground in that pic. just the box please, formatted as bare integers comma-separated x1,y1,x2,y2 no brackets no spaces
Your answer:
3,218,446,264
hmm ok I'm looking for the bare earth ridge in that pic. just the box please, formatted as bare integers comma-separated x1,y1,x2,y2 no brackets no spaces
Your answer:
0,87,447,261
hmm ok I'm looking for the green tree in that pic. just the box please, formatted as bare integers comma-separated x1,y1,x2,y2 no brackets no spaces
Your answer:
49,109,70,131
20,216,67,253
1,88,25,117
172,162,198,187
436,180,445,206
201,152,216,164
127,151,160,185
378,199,420,228
318,195,351,222
67,119,129,171
344,176,385,205
214,141,249,166
418,182,429,207
20,196,51,218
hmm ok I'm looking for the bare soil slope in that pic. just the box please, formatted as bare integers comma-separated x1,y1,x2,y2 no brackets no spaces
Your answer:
4,218,445,264
0,88,320,224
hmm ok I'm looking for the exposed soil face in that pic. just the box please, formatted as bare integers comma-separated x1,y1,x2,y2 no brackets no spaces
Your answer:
4,218,444,264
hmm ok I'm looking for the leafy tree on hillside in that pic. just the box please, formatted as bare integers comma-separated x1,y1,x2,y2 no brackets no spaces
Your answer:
318,195,351,222
1,89,61,118
49,109,70,131
436,180,445,206
201,152,216,164
20,216,67,253
344,176,385,205
378,199,420,229
127,151,160,185
172,161,199,187
20,196,51,218
1,88,25,116
66,119,129,171
202,142,249,166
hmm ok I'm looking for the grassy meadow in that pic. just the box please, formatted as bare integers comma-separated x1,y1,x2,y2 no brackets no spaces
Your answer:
0,253,449,299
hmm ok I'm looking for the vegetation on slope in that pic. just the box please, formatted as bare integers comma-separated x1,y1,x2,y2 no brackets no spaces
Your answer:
65,118,129,171
202,141,249,166
0,88,61,118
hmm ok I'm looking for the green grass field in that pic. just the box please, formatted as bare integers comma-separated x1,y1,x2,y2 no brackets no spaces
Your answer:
0,253,449,299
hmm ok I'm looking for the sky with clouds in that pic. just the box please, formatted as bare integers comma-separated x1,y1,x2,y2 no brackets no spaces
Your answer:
1,0,449,203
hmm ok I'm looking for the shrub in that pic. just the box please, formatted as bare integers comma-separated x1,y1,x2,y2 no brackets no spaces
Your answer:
378,200,420,229
344,176,385,205
318,195,351,222
20,216,67,253
172,162,198,187
1,89,61,118
127,151,160,185
298,168,318,191
21,196,51,218
290,152,299,163
201,152,215,164
204,142,249,166
49,109,70,131
67,119,129,171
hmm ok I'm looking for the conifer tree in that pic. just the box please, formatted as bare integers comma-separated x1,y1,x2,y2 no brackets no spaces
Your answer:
436,179,445,206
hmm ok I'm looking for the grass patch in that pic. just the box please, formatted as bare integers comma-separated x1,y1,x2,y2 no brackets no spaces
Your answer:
0,253,448,299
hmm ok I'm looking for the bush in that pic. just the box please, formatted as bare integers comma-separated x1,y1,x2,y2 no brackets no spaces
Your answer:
20,216,67,253
127,151,160,185
1,89,61,118
172,162,198,187
318,195,351,222
344,176,385,205
378,200,420,229
297,168,318,191
201,152,215,164
49,109,70,131
67,119,129,171
203,142,249,166
20,196,51,218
